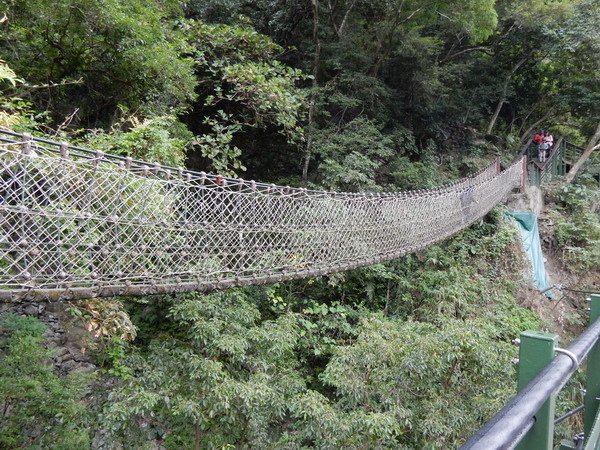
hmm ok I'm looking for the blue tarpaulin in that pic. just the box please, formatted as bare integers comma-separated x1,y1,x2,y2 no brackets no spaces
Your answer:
506,211,553,297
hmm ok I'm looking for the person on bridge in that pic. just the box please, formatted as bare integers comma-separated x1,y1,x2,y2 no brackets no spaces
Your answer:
543,131,554,159
539,140,549,163
533,131,544,160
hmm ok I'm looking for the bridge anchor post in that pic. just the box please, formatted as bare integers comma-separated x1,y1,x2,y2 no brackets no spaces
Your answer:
516,330,559,450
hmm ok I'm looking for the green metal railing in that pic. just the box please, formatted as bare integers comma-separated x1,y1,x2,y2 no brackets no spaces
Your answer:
565,142,600,183
525,138,600,187
462,294,600,450
563,142,600,168
527,138,567,187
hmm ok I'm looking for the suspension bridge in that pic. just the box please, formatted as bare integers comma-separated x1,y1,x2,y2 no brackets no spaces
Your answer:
2,128,600,448
0,129,527,301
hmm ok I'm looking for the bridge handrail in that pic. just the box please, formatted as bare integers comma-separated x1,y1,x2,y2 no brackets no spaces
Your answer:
0,128,499,198
539,138,565,185
461,294,600,450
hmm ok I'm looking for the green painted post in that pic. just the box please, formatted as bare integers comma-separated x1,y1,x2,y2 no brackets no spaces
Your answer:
516,330,559,450
534,166,541,186
584,294,600,440
560,140,567,176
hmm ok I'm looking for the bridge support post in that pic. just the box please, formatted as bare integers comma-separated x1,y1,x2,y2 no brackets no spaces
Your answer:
584,294,600,440
516,330,559,450
521,156,528,192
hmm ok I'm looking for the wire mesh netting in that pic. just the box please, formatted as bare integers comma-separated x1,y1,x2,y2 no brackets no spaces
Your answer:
0,129,525,301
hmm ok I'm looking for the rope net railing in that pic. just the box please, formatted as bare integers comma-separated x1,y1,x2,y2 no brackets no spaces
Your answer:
0,129,525,301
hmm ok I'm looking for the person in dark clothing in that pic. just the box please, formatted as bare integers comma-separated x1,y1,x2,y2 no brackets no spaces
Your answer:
533,131,544,160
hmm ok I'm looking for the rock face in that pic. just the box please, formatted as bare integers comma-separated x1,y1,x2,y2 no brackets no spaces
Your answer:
506,185,544,216
0,301,97,376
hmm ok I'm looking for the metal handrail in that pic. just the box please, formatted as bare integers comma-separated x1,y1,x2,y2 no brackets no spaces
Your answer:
540,138,565,185
540,137,564,171
461,313,600,450
525,137,575,186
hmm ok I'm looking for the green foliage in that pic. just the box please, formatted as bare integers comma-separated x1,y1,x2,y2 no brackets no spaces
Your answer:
104,290,305,449
502,0,574,28
101,337,132,379
85,114,192,166
368,211,524,321
297,300,364,363
193,111,245,175
106,277,523,449
0,59,43,130
0,313,92,449
452,0,498,43
319,315,515,448
187,20,307,175
0,59,22,87
548,183,600,272
0,0,197,125
282,389,403,449
486,291,542,339
388,157,441,190
313,118,394,191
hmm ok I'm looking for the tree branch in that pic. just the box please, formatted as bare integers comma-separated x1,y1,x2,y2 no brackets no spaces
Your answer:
565,120,600,183
439,46,491,64
337,0,357,37
486,57,527,134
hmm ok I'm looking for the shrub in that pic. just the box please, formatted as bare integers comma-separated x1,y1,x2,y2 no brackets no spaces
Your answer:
0,313,92,449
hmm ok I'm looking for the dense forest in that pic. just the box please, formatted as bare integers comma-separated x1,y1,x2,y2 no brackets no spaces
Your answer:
0,0,599,448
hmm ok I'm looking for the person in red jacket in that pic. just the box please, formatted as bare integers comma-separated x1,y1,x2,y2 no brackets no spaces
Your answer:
533,131,544,160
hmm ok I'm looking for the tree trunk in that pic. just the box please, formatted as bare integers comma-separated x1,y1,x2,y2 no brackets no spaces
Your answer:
336,0,357,37
194,422,201,450
383,280,391,317
564,120,600,183
486,92,507,135
302,0,321,183
486,58,527,134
